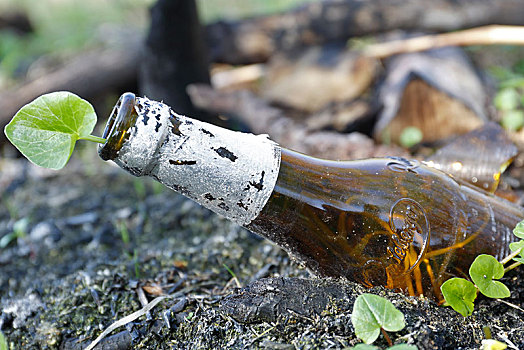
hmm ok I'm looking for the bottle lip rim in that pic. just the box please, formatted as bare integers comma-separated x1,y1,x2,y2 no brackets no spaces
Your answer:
98,92,138,161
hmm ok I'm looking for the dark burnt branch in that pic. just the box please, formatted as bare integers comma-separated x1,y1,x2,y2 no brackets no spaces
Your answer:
140,0,212,119
206,0,524,64
220,277,362,324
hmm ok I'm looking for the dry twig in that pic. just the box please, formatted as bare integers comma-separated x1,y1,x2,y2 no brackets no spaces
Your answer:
85,296,167,350
364,25,524,58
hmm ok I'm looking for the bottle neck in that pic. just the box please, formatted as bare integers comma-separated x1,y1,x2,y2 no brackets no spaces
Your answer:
99,93,281,226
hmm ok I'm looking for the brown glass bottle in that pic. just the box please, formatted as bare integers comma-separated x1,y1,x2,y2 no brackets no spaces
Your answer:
247,150,523,300
100,93,524,301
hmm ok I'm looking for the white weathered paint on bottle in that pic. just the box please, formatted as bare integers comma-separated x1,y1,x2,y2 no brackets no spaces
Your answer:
108,96,281,226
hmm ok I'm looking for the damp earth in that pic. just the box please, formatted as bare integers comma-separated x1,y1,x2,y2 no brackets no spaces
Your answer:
0,151,523,349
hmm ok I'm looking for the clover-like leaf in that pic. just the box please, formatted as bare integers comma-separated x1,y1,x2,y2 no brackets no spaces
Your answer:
469,255,510,298
387,345,418,350
351,294,405,344
513,220,524,239
4,91,103,170
440,278,477,317
509,240,524,254
510,221,524,263
513,257,524,264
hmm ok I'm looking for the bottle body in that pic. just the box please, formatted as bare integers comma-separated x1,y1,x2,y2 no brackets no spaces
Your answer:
248,150,522,299
100,93,524,301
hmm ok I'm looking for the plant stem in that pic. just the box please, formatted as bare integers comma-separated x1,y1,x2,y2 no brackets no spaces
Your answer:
381,328,393,347
504,261,522,273
500,248,522,265
80,134,106,144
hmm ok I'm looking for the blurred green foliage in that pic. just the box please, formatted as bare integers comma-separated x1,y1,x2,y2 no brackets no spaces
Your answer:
197,0,312,23
399,126,423,148
0,0,152,81
0,0,312,83
491,59,524,132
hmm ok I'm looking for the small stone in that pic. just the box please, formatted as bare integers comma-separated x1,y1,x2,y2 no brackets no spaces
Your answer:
63,212,98,226
29,221,62,247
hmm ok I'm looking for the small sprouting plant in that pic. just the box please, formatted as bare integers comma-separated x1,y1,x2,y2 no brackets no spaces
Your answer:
4,91,105,170
350,294,407,347
441,220,523,317
117,221,130,245
0,218,29,249
508,221,524,266
441,254,510,317
440,277,478,317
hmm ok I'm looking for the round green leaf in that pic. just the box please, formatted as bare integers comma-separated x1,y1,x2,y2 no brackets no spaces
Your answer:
509,240,524,253
4,91,97,170
351,294,405,344
501,110,524,132
399,126,423,148
348,344,379,350
469,254,510,298
513,221,524,239
387,345,418,350
440,278,477,317
494,88,520,111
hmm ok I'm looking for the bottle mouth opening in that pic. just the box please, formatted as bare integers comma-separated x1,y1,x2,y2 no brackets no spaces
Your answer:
98,92,138,161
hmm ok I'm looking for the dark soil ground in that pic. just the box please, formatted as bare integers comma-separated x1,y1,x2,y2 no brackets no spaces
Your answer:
0,148,523,350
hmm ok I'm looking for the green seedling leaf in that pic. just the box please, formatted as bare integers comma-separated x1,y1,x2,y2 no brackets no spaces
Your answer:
469,255,510,298
387,345,418,350
440,278,477,317
509,240,524,254
513,220,524,239
347,344,379,350
494,88,520,111
4,91,104,170
399,126,423,148
0,218,29,249
501,110,524,132
508,224,524,263
351,294,405,344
